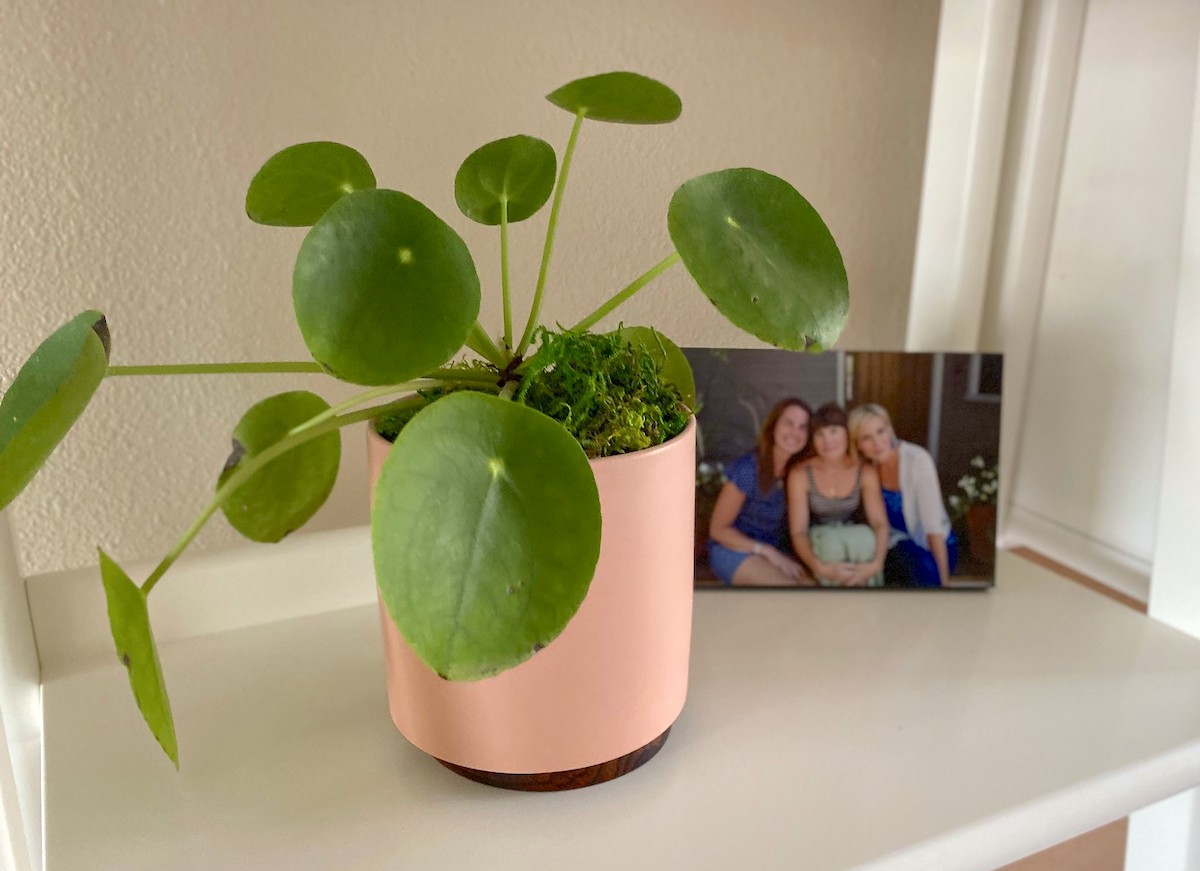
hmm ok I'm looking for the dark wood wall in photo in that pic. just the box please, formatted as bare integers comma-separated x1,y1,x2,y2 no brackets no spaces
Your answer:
849,352,933,446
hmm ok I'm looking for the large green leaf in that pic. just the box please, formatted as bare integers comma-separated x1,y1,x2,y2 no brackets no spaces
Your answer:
0,310,109,511
218,391,341,543
99,550,179,768
293,188,480,385
612,326,695,410
454,135,557,225
546,72,681,124
246,141,376,227
372,391,601,681
668,168,849,349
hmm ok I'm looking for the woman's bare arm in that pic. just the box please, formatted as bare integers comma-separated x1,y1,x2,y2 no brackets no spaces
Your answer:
709,482,754,551
848,464,889,585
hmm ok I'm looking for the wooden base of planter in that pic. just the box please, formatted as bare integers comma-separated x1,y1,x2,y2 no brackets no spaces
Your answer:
435,726,672,791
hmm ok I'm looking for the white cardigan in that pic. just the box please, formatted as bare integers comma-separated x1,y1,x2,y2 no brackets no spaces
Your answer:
894,441,952,550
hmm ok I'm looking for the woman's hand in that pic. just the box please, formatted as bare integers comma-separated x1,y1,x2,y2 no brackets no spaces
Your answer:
760,545,803,581
815,561,855,586
842,561,882,587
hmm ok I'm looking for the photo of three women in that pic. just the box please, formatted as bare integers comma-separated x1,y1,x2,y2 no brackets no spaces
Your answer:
707,398,958,588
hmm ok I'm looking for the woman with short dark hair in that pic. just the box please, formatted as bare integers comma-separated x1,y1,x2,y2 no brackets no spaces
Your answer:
787,403,889,587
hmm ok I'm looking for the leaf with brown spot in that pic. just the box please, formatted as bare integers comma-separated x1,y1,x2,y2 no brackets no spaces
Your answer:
99,550,179,768
0,311,110,510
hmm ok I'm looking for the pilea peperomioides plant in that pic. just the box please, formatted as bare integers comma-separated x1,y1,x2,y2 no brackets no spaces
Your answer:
0,72,849,767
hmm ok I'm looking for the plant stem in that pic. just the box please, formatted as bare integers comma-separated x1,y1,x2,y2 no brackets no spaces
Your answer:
516,110,586,358
107,362,325,377
497,380,518,401
466,321,509,368
288,371,499,436
140,399,409,595
500,197,513,351
570,252,682,332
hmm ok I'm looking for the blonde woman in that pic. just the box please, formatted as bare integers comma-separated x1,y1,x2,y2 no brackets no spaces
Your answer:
847,403,957,587
708,397,814,587
786,403,888,587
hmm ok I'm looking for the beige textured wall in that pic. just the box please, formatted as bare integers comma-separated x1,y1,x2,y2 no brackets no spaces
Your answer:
0,0,938,575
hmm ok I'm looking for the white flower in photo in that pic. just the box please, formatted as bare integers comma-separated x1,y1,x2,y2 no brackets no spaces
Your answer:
949,457,999,519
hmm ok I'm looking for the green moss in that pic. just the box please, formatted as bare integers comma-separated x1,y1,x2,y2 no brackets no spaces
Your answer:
375,330,689,459
517,329,688,458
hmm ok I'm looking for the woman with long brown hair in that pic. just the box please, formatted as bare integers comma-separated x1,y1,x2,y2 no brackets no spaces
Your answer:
707,397,814,586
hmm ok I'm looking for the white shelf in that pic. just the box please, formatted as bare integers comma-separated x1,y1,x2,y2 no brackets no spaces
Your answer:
34,542,1200,870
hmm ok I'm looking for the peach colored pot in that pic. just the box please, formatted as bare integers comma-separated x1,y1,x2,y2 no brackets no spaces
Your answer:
367,416,695,783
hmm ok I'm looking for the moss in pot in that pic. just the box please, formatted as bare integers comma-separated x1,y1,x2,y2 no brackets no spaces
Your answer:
0,72,848,774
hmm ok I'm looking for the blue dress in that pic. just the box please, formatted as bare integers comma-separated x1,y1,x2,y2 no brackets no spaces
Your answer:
707,453,788,585
882,487,957,587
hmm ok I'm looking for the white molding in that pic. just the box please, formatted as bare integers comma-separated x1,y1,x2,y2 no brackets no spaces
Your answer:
985,0,1089,537
906,0,1024,351
926,352,944,462
0,513,35,871
1126,788,1200,871
1148,16,1200,642
1002,504,1150,604
965,353,1003,403
1129,21,1200,870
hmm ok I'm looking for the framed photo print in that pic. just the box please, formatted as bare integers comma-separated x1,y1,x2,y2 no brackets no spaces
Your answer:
689,349,1001,590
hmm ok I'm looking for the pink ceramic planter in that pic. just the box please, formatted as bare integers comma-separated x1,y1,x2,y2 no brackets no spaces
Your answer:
366,416,696,785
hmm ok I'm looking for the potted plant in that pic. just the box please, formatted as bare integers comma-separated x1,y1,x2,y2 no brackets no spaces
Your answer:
948,455,999,565
0,72,848,788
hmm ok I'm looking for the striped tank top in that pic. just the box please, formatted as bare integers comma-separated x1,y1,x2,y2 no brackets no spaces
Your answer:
806,463,862,525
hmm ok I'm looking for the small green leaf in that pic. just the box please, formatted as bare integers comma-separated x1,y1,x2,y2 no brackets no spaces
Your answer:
455,135,557,225
668,168,849,349
373,391,601,681
293,188,481,385
0,311,109,511
546,72,681,125
218,391,341,543
99,549,179,768
246,142,376,227
612,326,696,410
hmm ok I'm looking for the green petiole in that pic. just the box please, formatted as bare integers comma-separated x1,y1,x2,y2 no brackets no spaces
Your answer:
107,362,325,377
570,252,682,332
500,197,513,351
516,110,586,358
288,371,500,437
466,322,509,369
139,397,419,595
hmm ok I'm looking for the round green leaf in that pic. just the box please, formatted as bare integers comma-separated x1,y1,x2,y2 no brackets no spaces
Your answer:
246,141,376,227
612,326,695,410
546,72,681,124
668,168,849,349
454,135,557,225
293,188,480,385
373,391,601,681
99,549,179,768
0,310,109,511
218,391,341,543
